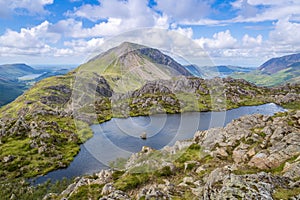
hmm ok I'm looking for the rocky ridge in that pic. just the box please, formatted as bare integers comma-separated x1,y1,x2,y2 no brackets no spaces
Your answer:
45,110,300,200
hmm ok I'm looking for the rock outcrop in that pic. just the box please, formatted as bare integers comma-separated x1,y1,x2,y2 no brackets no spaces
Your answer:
49,110,300,199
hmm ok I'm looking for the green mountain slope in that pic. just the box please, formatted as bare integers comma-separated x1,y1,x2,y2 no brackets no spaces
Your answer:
232,53,300,86
0,64,72,107
0,63,41,80
0,42,300,196
258,53,300,74
78,42,192,92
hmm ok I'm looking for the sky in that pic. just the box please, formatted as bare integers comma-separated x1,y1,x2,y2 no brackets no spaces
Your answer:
0,0,300,67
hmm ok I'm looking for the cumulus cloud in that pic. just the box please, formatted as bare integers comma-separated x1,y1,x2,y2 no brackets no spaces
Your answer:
64,0,167,37
269,17,300,45
64,38,104,54
195,30,238,49
0,0,53,17
242,34,262,47
0,21,59,49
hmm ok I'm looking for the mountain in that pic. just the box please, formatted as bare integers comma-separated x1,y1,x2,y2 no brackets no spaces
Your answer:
0,42,300,199
258,53,300,74
232,53,300,86
0,63,42,80
185,64,254,78
78,42,193,92
0,64,40,106
0,64,71,106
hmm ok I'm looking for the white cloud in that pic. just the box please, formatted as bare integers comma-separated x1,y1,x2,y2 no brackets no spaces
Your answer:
242,34,262,47
50,18,122,38
64,38,104,54
269,17,300,45
247,0,298,6
64,0,166,37
69,0,155,25
195,30,238,49
172,27,193,38
0,0,53,17
0,21,60,49
231,0,300,23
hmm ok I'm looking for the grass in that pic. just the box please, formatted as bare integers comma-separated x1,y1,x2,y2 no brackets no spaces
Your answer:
273,187,300,200
114,173,150,191
282,101,300,110
232,66,300,87
0,178,73,200
68,184,104,200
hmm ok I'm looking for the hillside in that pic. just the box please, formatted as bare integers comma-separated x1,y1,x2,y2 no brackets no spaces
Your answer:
0,42,300,199
39,110,300,199
232,53,300,86
259,53,300,74
78,42,192,92
0,63,42,80
0,64,71,106
185,65,253,78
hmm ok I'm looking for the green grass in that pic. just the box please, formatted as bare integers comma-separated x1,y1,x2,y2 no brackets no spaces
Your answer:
282,101,300,110
273,187,300,200
68,184,104,200
232,67,300,87
114,173,150,191
0,178,73,200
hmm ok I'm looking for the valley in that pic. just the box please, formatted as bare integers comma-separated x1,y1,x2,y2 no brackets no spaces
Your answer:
0,42,299,199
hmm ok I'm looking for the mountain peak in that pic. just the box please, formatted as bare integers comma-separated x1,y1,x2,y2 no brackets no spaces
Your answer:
118,41,145,49
80,42,192,92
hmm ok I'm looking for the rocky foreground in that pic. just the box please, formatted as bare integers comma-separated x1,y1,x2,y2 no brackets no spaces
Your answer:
44,110,300,200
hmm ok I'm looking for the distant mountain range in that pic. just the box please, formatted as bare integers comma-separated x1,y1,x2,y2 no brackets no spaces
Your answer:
185,65,254,78
0,63,71,106
1,41,300,196
258,53,300,74
233,53,300,86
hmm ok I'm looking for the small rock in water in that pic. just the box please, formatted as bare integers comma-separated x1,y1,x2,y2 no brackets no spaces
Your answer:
140,132,147,140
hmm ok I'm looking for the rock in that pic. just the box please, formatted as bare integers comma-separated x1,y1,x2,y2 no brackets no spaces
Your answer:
38,146,48,154
60,177,90,198
213,147,229,159
93,169,113,185
184,161,198,172
137,184,170,200
40,133,51,139
198,166,290,199
183,177,194,184
140,132,147,140
249,152,270,169
196,166,206,174
232,143,250,164
100,190,130,200
42,193,57,200
283,160,300,180
3,155,15,163
101,183,115,195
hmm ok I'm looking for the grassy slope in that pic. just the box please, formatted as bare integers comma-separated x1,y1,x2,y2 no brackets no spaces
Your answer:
0,74,93,180
232,66,300,87
0,79,26,106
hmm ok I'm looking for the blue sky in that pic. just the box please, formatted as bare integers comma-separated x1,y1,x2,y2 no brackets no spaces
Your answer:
0,0,300,67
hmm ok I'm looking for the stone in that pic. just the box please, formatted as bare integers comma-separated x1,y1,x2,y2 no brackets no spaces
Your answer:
249,152,270,169
3,155,15,163
101,183,115,195
183,177,194,184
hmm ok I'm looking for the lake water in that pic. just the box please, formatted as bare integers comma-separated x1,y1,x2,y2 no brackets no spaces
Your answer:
32,103,285,184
